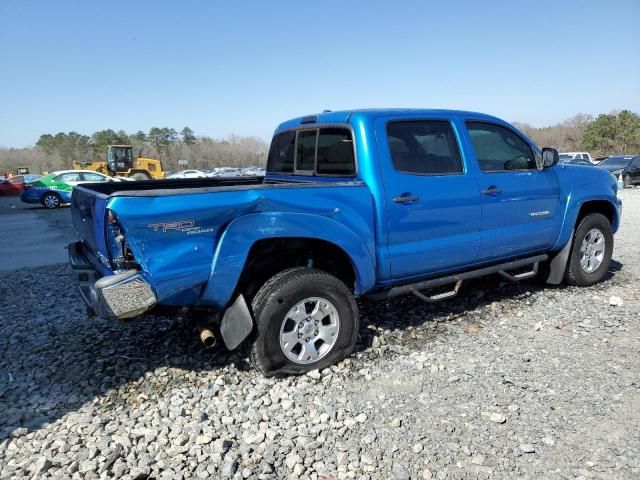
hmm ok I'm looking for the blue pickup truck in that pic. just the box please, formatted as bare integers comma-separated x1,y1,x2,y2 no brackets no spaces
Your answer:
69,109,621,375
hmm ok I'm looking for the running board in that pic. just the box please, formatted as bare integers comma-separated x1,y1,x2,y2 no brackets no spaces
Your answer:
498,261,539,281
366,254,548,302
411,279,463,303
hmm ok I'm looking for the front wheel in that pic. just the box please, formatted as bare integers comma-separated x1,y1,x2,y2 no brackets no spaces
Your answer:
41,192,61,209
623,174,631,188
248,267,359,376
564,213,613,286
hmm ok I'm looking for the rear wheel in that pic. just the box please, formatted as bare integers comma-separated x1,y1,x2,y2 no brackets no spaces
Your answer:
248,267,359,376
41,192,61,209
564,213,613,286
623,174,631,188
130,172,150,180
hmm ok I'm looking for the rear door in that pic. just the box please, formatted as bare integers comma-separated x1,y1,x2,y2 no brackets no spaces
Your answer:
629,157,640,184
462,120,561,261
375,116,482,280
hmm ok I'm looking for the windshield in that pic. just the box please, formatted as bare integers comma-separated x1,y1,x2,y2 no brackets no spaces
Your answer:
599,156,632,169
107,147,133,170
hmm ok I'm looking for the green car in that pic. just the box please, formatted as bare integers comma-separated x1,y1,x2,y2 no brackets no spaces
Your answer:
20,170,117,208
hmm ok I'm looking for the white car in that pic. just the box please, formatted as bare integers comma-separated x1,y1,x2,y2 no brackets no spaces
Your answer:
167,169,207,179
49,170,124,186
560,152,594,164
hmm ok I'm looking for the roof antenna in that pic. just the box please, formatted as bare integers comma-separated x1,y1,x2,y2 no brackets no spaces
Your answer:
322,109,332,113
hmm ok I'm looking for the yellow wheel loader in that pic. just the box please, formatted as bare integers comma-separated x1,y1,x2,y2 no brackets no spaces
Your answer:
73,145,164,180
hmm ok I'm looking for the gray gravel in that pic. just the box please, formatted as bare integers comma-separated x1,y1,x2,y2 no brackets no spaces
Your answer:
1,189,639,479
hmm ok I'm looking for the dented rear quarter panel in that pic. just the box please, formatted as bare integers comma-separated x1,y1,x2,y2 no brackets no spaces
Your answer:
107,182,376,307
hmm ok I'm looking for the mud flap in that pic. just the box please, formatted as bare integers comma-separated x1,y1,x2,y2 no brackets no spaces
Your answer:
220,294,254,350
546,232,573,284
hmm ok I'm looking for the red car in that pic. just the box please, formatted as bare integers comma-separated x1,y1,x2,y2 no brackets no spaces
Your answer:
0,175,26,196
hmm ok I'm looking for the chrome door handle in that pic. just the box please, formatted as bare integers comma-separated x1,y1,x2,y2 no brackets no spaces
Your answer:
393,194,419,204
482,187,502,195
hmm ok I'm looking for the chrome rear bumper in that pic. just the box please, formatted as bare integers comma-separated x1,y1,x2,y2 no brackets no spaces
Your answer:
68,241,157,319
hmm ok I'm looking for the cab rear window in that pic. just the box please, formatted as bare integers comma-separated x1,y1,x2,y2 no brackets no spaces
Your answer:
267,127,355,176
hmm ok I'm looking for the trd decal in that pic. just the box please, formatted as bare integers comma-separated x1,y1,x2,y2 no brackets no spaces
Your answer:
148,220,195,232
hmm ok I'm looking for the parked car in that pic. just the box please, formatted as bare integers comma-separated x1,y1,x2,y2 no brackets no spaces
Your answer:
21,170,119,208
69,109,621,375
166,169,207,179
596,155,640,188
560,152,593,163
211,167,243,177
0,175,27,196
559,154,594,166
241,166,266,176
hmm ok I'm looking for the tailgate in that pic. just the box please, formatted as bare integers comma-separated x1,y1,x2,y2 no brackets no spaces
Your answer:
71,186,110,271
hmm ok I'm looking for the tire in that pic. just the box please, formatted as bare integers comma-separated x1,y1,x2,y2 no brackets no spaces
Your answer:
623,174,631,188
564,213,613,286
248,267,359,376
41,192,61,209
130,172,150,180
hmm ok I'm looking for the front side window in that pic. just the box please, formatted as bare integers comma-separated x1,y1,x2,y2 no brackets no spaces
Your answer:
386,121,463,175
82,172,107,182
466,122,536,172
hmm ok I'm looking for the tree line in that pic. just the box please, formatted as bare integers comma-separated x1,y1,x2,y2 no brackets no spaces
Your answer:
1,111,639,175
0,127,268,174
514,109,640,156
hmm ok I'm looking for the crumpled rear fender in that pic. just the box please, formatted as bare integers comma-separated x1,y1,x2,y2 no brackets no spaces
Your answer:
199,211,376,309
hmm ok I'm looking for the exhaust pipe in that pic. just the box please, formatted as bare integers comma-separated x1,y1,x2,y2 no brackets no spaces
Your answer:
199,328,217,348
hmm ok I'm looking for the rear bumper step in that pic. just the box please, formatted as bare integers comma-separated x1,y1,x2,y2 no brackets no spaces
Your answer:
68,241,157,319
366,254,548,301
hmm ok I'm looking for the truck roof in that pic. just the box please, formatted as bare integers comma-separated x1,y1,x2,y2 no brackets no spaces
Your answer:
275,108,504,133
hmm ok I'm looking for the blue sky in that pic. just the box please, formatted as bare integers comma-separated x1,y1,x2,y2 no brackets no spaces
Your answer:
0,0,638,147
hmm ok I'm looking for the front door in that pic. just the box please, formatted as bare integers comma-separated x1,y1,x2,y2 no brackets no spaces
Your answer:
462,120,561,261
375,117,482,280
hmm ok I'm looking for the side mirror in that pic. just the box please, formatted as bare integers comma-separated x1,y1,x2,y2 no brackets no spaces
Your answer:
542,147,559,169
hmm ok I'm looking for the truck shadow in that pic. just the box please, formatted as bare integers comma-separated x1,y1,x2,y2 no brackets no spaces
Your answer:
0,260,623,442
0,267,248,443
356,258,624,353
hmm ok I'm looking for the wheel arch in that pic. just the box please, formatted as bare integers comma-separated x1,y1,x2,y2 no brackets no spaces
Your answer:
547,196,619,284
199,212,376,309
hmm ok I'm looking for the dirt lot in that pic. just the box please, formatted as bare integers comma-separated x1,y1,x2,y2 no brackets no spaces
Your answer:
0,190,639,479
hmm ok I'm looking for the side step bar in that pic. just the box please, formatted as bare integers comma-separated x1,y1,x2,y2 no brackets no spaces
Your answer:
366,254,548,302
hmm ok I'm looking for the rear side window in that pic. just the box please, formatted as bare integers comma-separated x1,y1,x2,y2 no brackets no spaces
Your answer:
386,121,463,175
267,127,356,176
267,131,296,173
54,173,80,182
466,122,535,172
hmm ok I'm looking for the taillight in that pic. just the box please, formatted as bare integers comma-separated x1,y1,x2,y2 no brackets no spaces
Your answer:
107,209,118,224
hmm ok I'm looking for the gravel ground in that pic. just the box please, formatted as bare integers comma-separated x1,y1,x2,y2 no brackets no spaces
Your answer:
1,189,639,480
